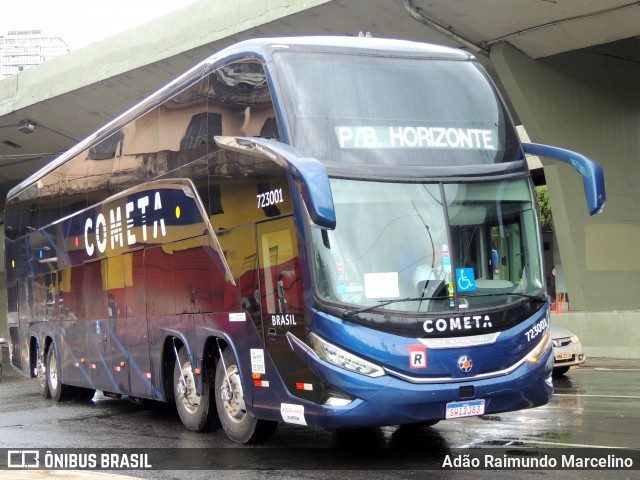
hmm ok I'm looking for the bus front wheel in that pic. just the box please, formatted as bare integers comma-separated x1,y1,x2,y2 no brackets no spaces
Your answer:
173,346,215,431
214,347,277,444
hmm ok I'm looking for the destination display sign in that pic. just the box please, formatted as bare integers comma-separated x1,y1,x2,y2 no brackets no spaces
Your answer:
335,126,497,150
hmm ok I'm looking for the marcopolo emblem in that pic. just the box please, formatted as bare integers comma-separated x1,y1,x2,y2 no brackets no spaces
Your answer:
458,355,473,373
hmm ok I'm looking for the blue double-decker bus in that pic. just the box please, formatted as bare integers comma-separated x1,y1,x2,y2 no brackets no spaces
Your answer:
4,36,605,443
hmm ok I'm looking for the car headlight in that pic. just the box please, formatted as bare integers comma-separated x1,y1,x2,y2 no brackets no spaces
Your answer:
570,335,580,344
309,332,385,377
526,329,552,363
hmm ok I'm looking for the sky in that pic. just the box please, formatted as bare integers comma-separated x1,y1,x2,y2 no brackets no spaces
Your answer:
0,0,201,50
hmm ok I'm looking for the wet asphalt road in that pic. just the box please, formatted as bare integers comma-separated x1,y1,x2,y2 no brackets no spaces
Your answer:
0,356,638,479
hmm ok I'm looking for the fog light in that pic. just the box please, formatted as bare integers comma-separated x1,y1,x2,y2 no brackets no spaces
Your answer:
324,395,353,407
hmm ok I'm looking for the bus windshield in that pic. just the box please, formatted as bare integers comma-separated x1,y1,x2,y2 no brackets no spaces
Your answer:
310,177,543,314
274,51,520,167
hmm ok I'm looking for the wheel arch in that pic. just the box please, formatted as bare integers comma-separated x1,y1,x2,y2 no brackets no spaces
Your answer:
160,334,185,402
160,331,245,399
30,334,52,378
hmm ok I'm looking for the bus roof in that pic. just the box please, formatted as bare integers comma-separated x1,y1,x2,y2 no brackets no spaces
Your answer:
206,36,474,62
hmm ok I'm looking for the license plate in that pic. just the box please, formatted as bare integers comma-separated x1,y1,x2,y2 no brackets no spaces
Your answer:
554,352,573,361
446,399,485,419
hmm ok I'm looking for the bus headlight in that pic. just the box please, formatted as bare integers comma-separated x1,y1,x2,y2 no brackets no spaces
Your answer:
525,329,552,363
309,332,385,377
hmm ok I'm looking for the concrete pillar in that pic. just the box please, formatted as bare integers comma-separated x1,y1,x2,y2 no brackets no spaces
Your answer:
490,42,640,312
0,214,6,340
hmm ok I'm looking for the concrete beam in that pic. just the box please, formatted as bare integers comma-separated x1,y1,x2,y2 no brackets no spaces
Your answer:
491,41,640,359
0,0,331,116
491,41,640,312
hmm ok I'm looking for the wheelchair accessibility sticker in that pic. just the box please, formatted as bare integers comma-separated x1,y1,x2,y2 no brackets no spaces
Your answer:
456,268,476,292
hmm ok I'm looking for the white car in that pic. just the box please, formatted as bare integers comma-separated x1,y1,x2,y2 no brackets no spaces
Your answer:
551,325,585,376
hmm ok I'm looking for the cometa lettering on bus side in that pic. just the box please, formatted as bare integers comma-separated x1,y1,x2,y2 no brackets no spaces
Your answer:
84,192,167,256
423,315,492,334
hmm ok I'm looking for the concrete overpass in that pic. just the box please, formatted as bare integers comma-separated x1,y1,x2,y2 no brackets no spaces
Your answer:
1,0,639,356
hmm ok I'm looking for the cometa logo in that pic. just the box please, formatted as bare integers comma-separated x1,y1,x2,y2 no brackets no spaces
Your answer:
458,355,473,373
423,315,492,334
84,192,167,256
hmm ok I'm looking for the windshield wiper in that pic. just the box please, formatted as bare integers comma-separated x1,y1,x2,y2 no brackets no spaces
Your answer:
343,292,546,317
459,292,547,303
343,296,449,317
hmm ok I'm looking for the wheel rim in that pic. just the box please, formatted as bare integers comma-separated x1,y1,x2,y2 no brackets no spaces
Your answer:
48,351,59,391
37,360,47,390
220,365,246,423
178,362,200,414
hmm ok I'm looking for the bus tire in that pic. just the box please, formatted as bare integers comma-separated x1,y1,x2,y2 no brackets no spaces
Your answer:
37,357,50,399
215,347,277,444
173,346,215,432
46,344,70,402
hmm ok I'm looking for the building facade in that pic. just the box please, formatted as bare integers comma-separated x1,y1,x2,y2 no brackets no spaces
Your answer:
0,30,69,78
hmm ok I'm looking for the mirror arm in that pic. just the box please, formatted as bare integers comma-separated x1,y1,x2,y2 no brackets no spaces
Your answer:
522,142,606,215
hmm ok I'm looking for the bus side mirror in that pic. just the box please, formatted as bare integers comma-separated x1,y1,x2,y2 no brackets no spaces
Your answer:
215,136,337,229
522,143,606,215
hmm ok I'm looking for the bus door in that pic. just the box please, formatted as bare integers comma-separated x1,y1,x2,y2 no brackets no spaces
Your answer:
256,216,312,399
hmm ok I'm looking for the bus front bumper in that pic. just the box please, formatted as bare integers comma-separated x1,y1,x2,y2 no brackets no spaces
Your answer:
283,332,553,430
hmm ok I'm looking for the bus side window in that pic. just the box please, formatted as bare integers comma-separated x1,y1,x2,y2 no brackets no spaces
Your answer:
206,60,277,139
7,285,18,316
180,112,222,151
17,280,32,323
4,201,36,239
60,267,80,321
259,117,279,140
52,151,90,217
33,274,48,320
117,107,159,189
89,132,123,160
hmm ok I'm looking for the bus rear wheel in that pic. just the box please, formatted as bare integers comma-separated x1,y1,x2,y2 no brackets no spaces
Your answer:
173,346,215,431
37,356,50,399
46,344,70,402
214,347,277,444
